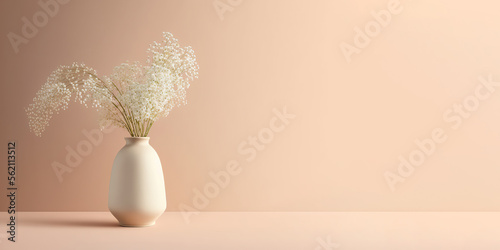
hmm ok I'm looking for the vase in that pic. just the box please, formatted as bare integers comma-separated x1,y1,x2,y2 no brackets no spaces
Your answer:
108,137,166,227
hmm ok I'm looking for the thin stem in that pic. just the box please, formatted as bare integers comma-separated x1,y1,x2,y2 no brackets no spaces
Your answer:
89,73,137,137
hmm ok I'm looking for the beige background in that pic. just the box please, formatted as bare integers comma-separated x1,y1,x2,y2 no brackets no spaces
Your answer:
1,0,500,211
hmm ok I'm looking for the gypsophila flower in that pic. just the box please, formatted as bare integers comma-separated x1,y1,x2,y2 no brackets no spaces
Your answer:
26,32,199,137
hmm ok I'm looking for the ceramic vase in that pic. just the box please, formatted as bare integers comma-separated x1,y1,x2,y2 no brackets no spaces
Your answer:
108,137,166,227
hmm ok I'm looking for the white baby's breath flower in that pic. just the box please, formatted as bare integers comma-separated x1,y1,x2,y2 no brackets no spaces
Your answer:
26,33,199,137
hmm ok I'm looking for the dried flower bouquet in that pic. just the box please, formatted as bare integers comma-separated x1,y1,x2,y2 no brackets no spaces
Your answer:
26,32,199,137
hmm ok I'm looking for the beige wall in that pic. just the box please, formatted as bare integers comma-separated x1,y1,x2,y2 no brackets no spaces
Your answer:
1,0,500,211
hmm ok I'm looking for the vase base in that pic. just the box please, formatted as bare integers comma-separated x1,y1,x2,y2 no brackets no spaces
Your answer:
119,222,155,227
109,210,163,228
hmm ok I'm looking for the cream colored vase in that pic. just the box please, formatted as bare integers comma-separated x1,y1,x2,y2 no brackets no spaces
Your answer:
108,137,166,227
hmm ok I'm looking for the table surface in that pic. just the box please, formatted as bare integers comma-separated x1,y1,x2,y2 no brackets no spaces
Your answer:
0,212,499,250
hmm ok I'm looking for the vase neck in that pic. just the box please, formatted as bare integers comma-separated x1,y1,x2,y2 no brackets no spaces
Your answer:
125,137,150,145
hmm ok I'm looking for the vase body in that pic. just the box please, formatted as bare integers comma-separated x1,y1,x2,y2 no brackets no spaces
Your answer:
108,137,166,227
